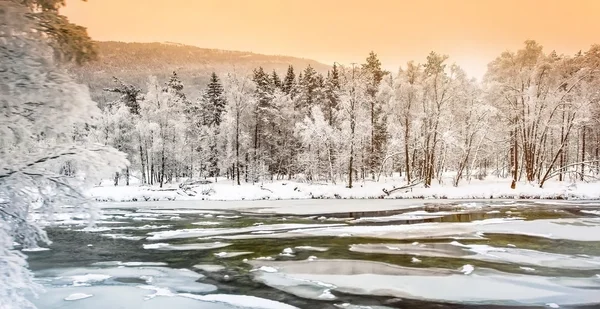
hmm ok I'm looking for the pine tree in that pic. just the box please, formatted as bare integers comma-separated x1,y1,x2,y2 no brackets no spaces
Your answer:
104,77,142,115
203,72,227,126
362,51,387,179
200,72,227,178
252,67,277,181
271,70,282,90
282,65,296,97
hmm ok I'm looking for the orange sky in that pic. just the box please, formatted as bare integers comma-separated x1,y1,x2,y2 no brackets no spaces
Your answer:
62,0,600,79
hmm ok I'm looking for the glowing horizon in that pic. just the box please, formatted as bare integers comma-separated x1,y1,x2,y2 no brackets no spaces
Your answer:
62,0,600,79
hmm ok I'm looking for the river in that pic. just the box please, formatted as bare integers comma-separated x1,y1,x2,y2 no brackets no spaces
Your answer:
25,200,600,309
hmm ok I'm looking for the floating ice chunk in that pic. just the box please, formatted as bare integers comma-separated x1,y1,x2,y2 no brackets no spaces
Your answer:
193,264,225,272
412,257,422,263
255,266,278,273
412,242,419,246
581,210,600,216
279,248,295,257
214,251,253,258
308,256,318,261
253,222,264,226
191,221,222,226
546,303,560,308
64,293,93,301
87,244,93,247
22,247,50,252
486,210,501,214
137,285,175,299
295,246,329,252
507,244,516,248
71,274,112,286
460,264,474,275
255,256,275,261
318,289,336,300
204,214,214,218
100,234,145,241
520,267,536,272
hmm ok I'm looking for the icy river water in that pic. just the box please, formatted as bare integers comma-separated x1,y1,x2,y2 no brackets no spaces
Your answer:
25,200,600,309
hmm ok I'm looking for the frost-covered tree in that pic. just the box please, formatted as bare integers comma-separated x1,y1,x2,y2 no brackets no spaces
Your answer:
0,2,126,308
282,65,296,98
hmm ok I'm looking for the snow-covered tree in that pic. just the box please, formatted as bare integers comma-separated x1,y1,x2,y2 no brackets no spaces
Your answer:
0,2,126,308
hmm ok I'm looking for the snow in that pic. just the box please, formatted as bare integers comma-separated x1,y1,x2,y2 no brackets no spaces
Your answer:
92,261,167,267
178,293,298,309
546,303,560,308
191,221,222,226
88,178,600,203
64,293,93,301
22,247,50,252
411,257,422,263
460,264,474,275
71,274,112,286
295,246,329,252
581,210,600,216
100,234,145,241
254,266,278,273
214,251,253,258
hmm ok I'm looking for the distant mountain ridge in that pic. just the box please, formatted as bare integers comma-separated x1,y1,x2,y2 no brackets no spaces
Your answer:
70,41,331,103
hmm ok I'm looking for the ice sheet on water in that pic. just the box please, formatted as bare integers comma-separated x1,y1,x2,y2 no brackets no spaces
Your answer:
92,261,168,267
146,223,346,240
478,218,600,241
30,286,234,309
178,293,299,309
35,266,216,294
581,210,600,216
248,259,600,306
64,293,93,301
351,242,600,270
143,242,231,251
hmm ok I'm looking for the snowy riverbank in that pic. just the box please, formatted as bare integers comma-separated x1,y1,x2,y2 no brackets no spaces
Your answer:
87,177,600,202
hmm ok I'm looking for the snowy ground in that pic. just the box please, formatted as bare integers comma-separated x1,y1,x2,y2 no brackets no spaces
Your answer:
88,176,600,203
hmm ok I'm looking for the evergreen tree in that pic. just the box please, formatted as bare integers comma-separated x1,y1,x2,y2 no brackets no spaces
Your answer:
325,63,341,126
282,65,296,97
104,77,142,115
203,72,227,126
296,65,323,112
271,70,282,90
362,51,387,179
200,72,227,178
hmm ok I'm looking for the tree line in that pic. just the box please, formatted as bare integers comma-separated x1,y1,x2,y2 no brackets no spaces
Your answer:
97,41,600,188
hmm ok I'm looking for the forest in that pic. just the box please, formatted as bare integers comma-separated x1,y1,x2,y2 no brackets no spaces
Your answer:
94,41,600,189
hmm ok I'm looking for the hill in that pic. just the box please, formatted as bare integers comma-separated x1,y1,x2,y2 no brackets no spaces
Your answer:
69,41,331,103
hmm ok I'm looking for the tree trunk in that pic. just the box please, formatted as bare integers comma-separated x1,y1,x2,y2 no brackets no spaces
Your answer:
581,126,586,181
